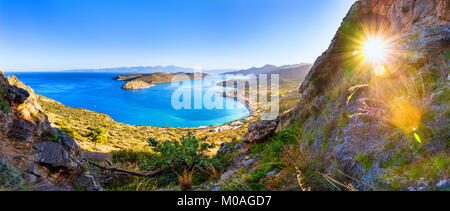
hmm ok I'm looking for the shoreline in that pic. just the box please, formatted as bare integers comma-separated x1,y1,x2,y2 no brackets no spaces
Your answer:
38,91,254,130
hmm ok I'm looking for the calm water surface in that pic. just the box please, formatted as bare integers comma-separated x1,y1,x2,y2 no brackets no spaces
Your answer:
7,72,250,127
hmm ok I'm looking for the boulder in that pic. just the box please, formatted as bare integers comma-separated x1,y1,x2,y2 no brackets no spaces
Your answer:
35,141,77,169
242,119,279,144
72,174,103,191
5,86,30,105
8,119,36,142
60,135,81,157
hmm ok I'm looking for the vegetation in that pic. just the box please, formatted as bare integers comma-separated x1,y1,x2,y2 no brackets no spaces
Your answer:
0,99,9,114
104,133,231,190
147,132,227,175
355,153,373,170
88,128,108,145
0,161,22,190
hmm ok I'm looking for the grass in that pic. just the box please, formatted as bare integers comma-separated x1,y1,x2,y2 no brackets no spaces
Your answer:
0,98,9,114
0,161,22,190
355,153,374,170
385,152,449,190
178,169,195,191
445,50,450,59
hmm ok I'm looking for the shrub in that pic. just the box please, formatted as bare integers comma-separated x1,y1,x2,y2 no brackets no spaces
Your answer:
0,161,22,190
355,153,373,170
0,99,9,114
148,132,226,182
88,128,108,145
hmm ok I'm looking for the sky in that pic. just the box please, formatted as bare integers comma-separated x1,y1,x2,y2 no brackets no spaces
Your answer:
0,0,356,72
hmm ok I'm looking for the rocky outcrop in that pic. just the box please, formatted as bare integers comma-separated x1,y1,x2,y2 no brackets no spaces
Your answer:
0,71,101,191
35,141,78,169
299,0,449,104
282,0,449,190
121,80,155,90
242,119,279,144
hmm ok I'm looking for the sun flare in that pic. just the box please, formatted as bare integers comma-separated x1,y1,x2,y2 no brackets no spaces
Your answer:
362,37,387,65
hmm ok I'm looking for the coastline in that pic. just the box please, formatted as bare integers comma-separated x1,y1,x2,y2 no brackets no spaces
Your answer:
37,93,254,153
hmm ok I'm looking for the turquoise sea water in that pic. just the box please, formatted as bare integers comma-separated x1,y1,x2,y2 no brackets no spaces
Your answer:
7,72,250,128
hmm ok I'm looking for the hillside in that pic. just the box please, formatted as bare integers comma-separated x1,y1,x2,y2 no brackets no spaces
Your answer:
0,0,447,192
0,72,101,191
213,0,449,191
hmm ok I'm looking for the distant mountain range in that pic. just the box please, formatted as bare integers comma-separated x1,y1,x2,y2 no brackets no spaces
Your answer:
65,65,236,75
218,63,312,89
225,63,312,80
224,63,311,76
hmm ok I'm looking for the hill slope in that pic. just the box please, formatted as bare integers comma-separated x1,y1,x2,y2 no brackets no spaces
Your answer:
0,72,101,191
214,0,449,191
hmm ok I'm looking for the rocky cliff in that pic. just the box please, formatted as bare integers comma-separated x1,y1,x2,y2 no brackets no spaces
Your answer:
0,72,101,191
240,0,448,190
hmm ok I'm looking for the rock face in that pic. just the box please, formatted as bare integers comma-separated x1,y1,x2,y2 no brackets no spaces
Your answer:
0,72,101,191
280,0,449,190
35,141,77,169
242,119,279,144
8,119,35,143
299,0,449,104
121,80,155,90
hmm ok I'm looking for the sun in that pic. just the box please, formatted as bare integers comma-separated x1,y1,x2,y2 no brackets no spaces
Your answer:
362,37,387,65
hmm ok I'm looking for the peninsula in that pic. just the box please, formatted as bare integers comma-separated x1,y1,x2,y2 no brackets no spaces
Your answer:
114,72,208,90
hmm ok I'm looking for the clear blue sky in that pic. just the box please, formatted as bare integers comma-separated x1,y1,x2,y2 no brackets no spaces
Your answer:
0,0,355,71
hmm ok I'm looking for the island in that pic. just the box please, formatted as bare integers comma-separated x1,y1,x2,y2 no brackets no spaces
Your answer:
113,72,208,90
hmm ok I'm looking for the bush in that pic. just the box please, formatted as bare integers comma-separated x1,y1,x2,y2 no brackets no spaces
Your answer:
145,132,228,187
88,128,108,145
0,99,9,114
148,132,222,173
355,153,373,170
0,161,22,190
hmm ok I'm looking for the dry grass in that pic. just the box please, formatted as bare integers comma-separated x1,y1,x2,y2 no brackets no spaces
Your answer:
200,165,221,181
178,169,195,191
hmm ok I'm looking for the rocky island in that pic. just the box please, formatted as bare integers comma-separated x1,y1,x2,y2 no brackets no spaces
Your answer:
120,80,155,90
114,72,208,90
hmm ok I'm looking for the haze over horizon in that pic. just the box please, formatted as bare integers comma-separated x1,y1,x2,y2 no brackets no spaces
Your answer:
0,0,356,72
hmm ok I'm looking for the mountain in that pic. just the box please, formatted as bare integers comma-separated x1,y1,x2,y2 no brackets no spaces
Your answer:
217,63,312,89
240,0,449,191
66,65,236,75
224,63,311,76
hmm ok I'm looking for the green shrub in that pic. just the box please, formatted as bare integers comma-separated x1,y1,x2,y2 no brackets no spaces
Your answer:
0,99,9,114
445,50,450,59
355,153,373,170
250,126,300,164
0,161,22,190
88,128,108,145
147,132,227,181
